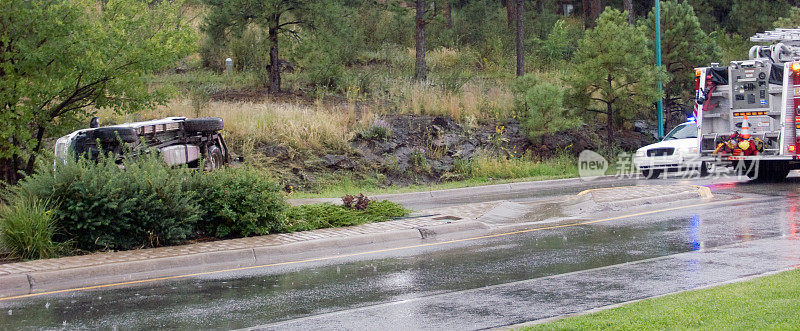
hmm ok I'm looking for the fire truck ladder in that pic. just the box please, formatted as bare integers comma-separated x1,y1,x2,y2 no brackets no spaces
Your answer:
750,28,800,63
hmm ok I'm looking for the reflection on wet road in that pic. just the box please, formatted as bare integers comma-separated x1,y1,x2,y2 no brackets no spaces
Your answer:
3,176,800,329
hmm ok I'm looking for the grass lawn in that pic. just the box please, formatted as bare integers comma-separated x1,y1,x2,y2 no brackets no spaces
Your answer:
288,173,579,199
525,268,800,330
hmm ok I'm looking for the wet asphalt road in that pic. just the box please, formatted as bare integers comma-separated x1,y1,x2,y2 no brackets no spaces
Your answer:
2,173,800,329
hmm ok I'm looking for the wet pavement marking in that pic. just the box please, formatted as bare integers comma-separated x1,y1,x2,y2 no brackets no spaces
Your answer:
0,197,752,302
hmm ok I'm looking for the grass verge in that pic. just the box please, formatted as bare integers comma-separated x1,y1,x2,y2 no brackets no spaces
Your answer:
290,154,584,198
289,173,579,199
286,200,409,232
524,268,800,330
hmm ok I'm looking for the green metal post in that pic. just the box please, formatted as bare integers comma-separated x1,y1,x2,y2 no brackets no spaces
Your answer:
655,0,664,139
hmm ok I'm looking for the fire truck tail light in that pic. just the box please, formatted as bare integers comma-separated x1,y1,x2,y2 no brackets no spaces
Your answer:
790,145,797,153
792,62,800,72
695,69,702,77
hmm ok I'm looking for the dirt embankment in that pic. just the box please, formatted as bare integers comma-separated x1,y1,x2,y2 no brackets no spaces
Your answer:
252,114,654,191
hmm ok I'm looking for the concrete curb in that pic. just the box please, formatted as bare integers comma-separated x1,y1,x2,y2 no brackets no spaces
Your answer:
0,274,29,298
0,180,710,299
1,221,482,298
564,185,713,214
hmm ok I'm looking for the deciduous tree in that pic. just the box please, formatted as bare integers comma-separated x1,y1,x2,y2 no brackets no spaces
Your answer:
0,0,195,184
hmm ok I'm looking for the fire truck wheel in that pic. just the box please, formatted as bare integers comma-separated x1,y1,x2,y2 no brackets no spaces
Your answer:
204,145,224,171
749,162,790,182
699,162,710,177
641,169,662,179
93,127,138,143
184,117,223,133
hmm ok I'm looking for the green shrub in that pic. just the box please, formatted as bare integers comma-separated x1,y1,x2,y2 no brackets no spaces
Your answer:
189,167,287,238
536,19,584,64
285,200,408,232
469,153,578,179
14,155,199,251
361,119,392,140
0,195,63,260
364,200,409,219
512,74,582,141
358,4,413,50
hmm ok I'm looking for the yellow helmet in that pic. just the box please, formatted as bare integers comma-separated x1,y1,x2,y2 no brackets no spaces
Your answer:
738,140,750,150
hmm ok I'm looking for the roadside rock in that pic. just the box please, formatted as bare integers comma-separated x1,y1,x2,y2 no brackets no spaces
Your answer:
322,154,354,169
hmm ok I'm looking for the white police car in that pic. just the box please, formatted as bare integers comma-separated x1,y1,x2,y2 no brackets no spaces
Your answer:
633,121,708,179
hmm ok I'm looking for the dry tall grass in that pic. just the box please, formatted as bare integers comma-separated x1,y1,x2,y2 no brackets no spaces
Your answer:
100,99,365,154
384,80,514,121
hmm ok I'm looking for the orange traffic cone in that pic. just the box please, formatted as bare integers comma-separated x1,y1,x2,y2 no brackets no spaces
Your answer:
741,114,751,139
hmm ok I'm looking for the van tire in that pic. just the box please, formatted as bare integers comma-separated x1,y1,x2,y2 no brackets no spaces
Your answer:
641,169,662,179
184,117,223,133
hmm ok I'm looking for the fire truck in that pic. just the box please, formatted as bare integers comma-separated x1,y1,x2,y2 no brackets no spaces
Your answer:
695,28,800,180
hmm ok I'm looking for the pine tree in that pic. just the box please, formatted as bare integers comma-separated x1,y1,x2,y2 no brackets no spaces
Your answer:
567,8,665,143
643,0,720,127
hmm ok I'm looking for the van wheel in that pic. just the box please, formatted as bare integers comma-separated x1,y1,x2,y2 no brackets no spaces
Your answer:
641,169,662,179
204,145,224,171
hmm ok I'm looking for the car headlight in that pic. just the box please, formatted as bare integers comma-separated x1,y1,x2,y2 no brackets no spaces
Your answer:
635,149,645,157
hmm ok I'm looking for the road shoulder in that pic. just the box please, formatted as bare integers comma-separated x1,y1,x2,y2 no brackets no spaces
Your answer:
0,182,714,299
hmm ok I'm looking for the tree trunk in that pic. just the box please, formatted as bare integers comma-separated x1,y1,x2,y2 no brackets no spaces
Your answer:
506,0,516,30
606,102,614,144
414,0,427,81
24,126,46,175
444,1,452,29
268,22,281,93
590,0,602,21
1,152,22,185
1,158,18,185
515,0,524,77
623,0,634,24
584,0,602,27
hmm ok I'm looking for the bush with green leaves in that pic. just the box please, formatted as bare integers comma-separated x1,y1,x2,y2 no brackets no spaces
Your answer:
188,166,287,238
358,3,414,50
536,18,585,64
12,154,200,251
285,200,408,232
0,195,64,260
512,74,581,141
